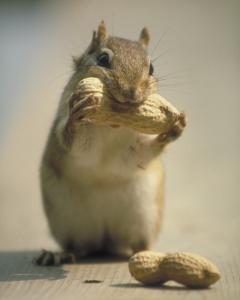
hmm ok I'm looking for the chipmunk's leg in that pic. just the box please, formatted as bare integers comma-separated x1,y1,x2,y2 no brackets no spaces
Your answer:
108,240,150,258
33,249,76,266
132,112,186,167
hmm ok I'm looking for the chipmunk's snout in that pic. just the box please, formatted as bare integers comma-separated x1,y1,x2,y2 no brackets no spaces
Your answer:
123,87,145,104
111,85,147,104
108,85,146,105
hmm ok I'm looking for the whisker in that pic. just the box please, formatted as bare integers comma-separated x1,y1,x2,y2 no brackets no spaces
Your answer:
149,76,191,89
150,29,169,56
158,83,183,87
155,75,170,80
156,78,168,82
152,49,170,62
154,68,191,79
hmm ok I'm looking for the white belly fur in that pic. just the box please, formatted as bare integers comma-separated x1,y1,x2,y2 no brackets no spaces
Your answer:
42,125,163,255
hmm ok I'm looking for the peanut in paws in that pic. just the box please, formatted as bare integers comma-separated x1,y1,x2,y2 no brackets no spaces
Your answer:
128,251,221,288
74,77,185,135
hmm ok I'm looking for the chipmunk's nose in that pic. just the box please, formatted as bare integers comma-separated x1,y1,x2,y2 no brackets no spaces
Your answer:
127,88,144,104
128,88,136,100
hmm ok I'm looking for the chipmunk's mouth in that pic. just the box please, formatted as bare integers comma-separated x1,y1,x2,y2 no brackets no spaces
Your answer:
107,90,144,106
107,94,140,113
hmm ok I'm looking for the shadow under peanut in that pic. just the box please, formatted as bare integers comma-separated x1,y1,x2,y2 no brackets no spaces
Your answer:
111,282,212,291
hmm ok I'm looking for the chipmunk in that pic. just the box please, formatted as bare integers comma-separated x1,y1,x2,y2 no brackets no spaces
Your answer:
35,21,186,266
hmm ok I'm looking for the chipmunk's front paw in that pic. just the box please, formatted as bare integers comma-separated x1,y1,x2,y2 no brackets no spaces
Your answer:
158,112,186,144
69,92,101,122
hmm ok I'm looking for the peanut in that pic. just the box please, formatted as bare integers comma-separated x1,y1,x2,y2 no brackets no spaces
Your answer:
74,77,183,134
128,251,221,288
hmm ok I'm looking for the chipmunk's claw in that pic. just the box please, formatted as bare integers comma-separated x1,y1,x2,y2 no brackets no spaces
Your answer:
33,249,76,266
158,112,186,144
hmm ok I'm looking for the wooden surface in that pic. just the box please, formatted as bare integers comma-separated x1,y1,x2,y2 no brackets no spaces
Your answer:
0,237,239,300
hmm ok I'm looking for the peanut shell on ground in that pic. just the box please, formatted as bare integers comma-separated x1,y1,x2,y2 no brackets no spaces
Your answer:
129,251,221,288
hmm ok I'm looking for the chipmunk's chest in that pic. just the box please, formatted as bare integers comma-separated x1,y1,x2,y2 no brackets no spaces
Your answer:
62,124,154,187
65,125,142,176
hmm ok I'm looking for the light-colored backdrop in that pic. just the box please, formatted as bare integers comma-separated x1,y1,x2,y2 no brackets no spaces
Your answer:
0,0,239,256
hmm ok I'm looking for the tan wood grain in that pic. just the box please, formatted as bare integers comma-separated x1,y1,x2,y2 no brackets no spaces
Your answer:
0,244,239,300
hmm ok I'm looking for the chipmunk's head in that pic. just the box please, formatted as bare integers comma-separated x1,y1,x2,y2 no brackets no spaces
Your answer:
74,21,157,104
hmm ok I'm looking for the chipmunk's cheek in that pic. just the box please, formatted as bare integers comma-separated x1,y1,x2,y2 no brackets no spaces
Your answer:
148,77,158,94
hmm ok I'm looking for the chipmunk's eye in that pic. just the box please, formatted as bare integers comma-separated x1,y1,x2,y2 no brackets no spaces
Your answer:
97,52,111,69
149,62,154,76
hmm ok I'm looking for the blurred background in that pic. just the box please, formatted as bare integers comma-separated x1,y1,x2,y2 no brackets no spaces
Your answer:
0,0,239,255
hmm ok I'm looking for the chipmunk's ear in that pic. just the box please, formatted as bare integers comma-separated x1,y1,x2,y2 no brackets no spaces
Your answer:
96,20,107,43
88,21,107,54
139,27,150,48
